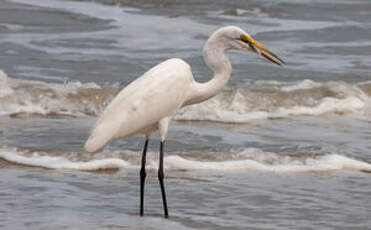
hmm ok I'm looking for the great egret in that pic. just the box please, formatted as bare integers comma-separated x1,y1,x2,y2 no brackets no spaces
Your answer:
84,26,284,218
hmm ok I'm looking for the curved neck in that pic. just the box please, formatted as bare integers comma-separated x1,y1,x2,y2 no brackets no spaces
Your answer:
187,42,232,105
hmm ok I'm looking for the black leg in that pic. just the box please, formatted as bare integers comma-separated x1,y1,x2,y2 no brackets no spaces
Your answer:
158,141,169,218
140,139,149,216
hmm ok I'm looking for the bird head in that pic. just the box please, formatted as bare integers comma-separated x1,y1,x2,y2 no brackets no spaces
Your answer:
209,26,285,66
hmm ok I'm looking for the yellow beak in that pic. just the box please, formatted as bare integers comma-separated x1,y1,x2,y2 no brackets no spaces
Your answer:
241,34,285,66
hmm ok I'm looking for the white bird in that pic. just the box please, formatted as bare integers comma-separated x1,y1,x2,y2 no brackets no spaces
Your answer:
84,26,284,218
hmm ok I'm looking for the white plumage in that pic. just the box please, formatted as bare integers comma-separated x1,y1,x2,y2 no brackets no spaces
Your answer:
84,26,283,217
84,58,192,152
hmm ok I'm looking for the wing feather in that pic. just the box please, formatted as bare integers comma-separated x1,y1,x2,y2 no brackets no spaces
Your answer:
84,59,192,152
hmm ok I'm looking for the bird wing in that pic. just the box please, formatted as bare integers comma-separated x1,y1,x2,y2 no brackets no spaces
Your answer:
84,58,193,152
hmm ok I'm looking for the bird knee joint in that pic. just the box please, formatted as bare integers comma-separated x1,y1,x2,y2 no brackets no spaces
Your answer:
158,170,164,180
140,168,146,178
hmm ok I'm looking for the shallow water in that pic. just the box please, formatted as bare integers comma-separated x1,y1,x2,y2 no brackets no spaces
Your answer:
1,0,371,229
2,167,370,230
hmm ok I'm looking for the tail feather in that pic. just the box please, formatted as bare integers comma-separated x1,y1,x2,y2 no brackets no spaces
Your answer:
84,121,119,153
84,134,105,153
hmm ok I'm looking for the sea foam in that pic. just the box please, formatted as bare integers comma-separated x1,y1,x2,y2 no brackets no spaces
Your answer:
164,154,371,173
0,150,131,170
0,70,116,117
1,69,371,122
175,80,368,122
1,148,370,174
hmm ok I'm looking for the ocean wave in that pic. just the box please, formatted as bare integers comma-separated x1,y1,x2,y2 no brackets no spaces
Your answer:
0,70,119,117
0,147,370,173
176,79,370,122
0,150,131,170
165,154,371,173
1,70,370,122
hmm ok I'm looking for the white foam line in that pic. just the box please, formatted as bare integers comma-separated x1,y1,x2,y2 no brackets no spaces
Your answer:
0,151,131,170
176,96,365,123
281,79,321,92
1,150,370,174
165,154,371,173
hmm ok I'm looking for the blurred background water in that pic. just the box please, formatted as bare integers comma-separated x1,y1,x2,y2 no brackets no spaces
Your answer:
0,0,371,229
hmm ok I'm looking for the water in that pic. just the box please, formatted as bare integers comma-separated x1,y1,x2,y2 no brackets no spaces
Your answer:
1,0,371,229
